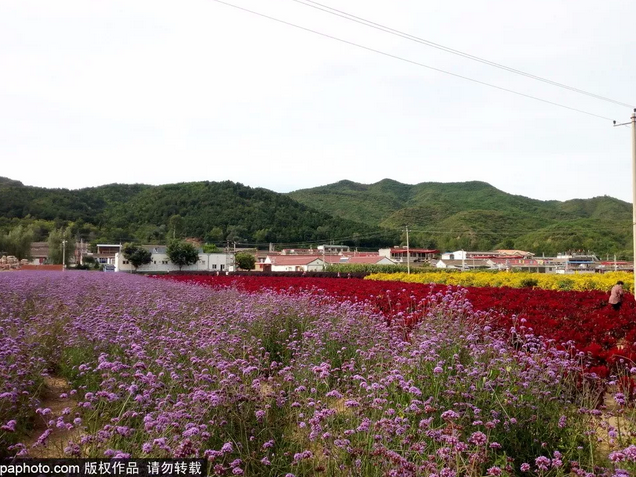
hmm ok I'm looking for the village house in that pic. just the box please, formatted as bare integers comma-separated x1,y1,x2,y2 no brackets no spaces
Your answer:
263,255,325,272
379,247,439,264
28,242,49,265
441,250,534,260
435,259,493,270
322,255,397,266
95,244,122,265
489,257,558,273
115,245,235,273
598,260,633,272
317,244,350,254
26,240,89,267
280,248,317,255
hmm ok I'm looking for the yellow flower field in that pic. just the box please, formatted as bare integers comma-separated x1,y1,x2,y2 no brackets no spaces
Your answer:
365,271,634,293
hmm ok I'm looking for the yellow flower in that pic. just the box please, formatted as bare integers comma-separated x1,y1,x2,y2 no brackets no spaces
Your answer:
365,271,633,293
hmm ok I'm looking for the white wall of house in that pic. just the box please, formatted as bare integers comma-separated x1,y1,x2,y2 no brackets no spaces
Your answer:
317,245,349,253
28,257,47,265
115,252,234,273
441,251,467,260
378,248,391,259
270,259,325,272
436,259,494,270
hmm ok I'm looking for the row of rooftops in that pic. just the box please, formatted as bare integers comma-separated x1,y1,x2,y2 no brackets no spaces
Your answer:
27,243,580,260
263,255,394,266
437,254,634,271
26,243,634,271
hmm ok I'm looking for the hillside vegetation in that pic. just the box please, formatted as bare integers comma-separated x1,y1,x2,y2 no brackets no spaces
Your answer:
289,179,633,257
1,176,632,257
0,178,397,248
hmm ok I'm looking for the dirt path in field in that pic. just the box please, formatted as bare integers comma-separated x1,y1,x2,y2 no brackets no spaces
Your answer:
594,384,630,462
25,375,81,457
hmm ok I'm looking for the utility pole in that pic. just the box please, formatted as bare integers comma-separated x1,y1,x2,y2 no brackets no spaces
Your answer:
322,245,326,271
614,109,636,299
614,253,617,272
632,109,636,297
405,226,410,274
62,240,67,271
614,108,636,299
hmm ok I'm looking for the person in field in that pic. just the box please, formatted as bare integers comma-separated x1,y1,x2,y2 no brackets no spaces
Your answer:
609,281,624,311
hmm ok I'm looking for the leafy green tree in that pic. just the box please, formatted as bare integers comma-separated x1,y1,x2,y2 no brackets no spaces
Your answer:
316,225,331,241
206,227,225,243
0,225,33,260
0,230,8,256
166,240,199,270
234,252,255,271
351,232,361,248
253,228,270,244
48,228,75,265
168,215,185,240
28,219,55,242
226,225,246,244
122,243,152,271
82,255,99,270
134,224,167,244
202,243,218,253
499,238,515,249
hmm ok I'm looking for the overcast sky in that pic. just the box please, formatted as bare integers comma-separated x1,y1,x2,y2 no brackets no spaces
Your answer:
1,0,635,202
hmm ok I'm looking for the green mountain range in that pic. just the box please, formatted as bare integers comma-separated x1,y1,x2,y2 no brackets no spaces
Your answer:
0,178,396,248
288,179,633,258
0,177,632,258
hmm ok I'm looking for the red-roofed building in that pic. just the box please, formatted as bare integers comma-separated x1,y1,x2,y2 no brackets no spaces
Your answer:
379,247,438,263
263,255,325,272
442,250,533,260
598,261,633,272
280,248,317,255
29,242,49,265
487,257,558,273
322,255,397,265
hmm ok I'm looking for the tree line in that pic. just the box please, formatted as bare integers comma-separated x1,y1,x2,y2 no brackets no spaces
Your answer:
1,178,633,259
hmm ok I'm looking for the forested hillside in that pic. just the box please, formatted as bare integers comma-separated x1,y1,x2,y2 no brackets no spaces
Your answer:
0,178,397,248
289,179,633,258
1,176,632,258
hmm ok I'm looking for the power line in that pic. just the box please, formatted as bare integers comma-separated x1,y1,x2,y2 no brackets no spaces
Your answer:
291,0,634,109
251,222,630,246
406,228,628,237
211,0,617,122
267,231,399,248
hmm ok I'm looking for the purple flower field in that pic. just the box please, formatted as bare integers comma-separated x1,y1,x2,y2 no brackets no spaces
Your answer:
1,272,636,476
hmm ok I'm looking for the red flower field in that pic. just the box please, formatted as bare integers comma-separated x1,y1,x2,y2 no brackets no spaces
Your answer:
155,275,636,376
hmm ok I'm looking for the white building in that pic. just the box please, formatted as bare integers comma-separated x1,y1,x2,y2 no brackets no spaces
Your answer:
95,244,122,265
323,255,397,266
435,259,494,270
264,255,325,272
115,247,234,273
317,244,350,254
441,250,534,260
379,247,438,263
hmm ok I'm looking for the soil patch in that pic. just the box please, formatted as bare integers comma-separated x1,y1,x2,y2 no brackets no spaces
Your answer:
25,375,80,457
